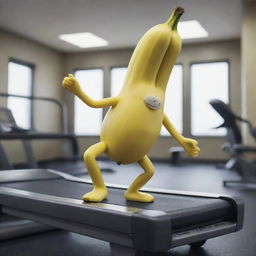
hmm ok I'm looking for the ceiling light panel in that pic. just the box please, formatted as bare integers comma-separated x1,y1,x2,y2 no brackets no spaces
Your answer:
178,20,208,39
59,32,108,48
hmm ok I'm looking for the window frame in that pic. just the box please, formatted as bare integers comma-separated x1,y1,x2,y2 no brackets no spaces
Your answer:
159,63,184,137
73,67,105,137
189,59,231,138
109,65,128,97
8,58,35,130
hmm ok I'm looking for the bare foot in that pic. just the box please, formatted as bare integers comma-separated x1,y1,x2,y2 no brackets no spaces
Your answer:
82,188,108,202
125,191,154,202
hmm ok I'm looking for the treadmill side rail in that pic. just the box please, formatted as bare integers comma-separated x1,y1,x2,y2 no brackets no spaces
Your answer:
132,210,172,252
3,206,134,248
219,195,244,231
0,185,244,254
0,187,135,234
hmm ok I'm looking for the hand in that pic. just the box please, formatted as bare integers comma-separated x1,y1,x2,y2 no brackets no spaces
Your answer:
62,74,81,94
181,138,200,157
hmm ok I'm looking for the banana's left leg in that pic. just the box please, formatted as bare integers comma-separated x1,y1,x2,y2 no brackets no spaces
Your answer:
82,141,108,202
125,155,155,202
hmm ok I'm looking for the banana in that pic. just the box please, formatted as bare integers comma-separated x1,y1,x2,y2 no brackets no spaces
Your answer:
101,6,184,164
123,7,183,91
62,6,200,203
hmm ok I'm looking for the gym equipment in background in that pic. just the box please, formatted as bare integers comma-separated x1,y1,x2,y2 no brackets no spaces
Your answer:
169,146,185,164
210,99,256,185
0,93,79,170
0,168,244,256
62,7,200,203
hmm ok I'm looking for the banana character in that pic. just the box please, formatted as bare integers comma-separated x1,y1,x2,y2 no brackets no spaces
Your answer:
62,7,200,203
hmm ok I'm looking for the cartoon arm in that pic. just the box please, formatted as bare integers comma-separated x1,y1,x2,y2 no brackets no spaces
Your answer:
163,113,200,157
62,74,119,108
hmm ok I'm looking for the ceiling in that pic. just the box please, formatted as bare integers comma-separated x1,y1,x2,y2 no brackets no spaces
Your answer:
0,0,242,52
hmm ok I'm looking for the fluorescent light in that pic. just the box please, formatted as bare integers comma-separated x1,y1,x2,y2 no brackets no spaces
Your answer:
59,32,108,48
178,20,208,39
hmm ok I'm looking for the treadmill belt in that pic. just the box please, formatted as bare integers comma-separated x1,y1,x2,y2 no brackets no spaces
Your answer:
4,179,234,232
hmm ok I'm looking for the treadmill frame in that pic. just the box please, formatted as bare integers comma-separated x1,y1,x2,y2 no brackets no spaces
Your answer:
0,171,244,255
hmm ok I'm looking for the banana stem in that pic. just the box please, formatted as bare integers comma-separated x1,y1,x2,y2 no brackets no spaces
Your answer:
166,6,184,30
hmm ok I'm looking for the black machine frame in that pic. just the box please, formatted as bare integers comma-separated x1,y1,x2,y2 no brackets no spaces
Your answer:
210,99,256,186
0,94,78,169
0,169,244,256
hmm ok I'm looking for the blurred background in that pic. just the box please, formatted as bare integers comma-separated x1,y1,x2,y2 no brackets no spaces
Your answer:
1,1,256,256
1,0,255,166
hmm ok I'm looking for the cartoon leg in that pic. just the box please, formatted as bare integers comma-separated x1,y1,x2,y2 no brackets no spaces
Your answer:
82,141,108,202
125,155,155,202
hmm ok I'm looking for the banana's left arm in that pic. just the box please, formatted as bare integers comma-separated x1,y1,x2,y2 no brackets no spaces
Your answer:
62,74,119,108
162,113,200,157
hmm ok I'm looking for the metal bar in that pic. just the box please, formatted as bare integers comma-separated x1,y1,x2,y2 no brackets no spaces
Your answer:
0,93,69,134
22,140,38,168
0,142,13,170
0,134,75,139
0,133,79,157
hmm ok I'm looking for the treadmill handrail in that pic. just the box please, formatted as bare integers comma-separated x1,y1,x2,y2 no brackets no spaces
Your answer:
0,133,78,157
0,133,76,139
0,93,69,134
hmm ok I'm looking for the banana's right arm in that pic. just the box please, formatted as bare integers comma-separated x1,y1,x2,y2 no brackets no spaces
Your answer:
163,113,200,157
62,74,119,108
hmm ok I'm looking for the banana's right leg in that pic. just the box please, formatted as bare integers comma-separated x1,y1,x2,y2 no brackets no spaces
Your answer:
125,155,155,202
83,141,108,202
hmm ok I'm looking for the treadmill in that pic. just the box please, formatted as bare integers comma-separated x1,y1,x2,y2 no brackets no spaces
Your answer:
0,169,243,256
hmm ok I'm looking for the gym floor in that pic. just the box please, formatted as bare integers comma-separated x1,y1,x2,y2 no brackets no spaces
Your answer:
0,160,255,256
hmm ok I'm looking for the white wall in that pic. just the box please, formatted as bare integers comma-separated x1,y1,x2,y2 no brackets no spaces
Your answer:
241,1,256,145
0,29,64,163
0,28,241,163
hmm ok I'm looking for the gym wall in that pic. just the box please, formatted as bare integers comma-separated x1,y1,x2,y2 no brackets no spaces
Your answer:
63,39,241,161
0,28,241,163
241,1,256,146
0,29,64,163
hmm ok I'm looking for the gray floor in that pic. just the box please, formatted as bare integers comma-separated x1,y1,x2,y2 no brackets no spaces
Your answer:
0,160,256,256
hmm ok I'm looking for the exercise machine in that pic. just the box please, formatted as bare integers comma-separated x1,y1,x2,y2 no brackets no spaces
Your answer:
0,168,243,255
169,146,185,164
210,99,256,186
0,93,79,170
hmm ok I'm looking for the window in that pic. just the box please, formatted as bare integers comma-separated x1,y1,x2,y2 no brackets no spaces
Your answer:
160,65,183,136
7,61,33,129
110,66,183,136
110,67,127,96
74,69,103,135
191,62,229,136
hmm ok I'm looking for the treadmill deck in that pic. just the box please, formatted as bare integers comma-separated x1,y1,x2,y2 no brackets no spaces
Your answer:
0,169,244,253
4,178,234,232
